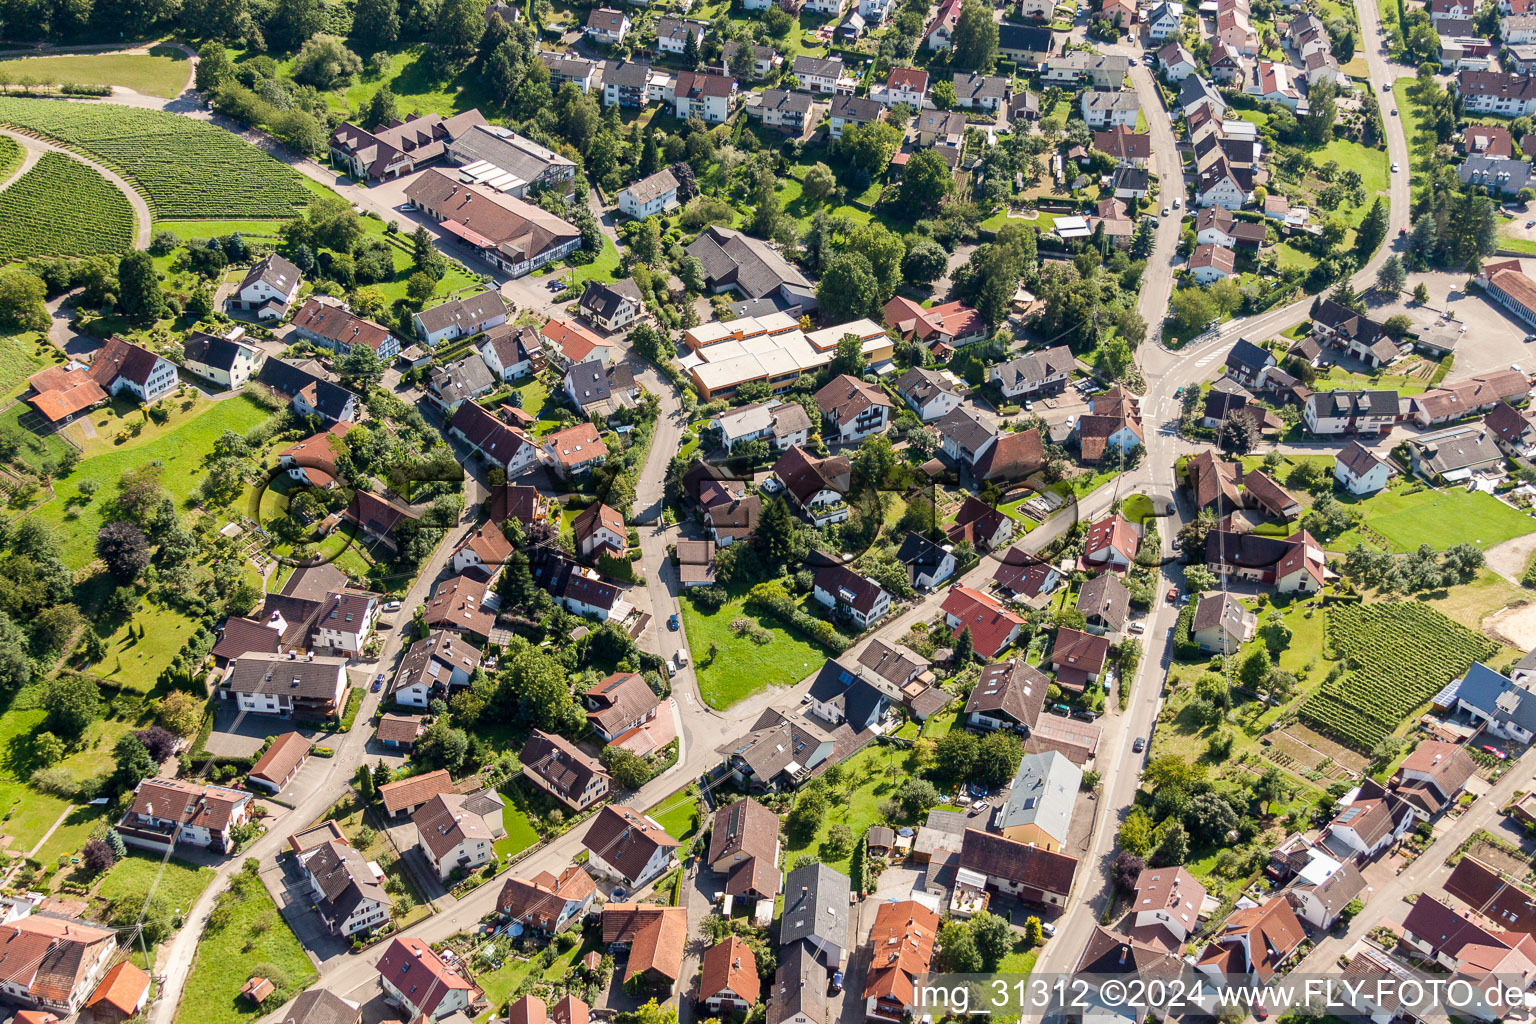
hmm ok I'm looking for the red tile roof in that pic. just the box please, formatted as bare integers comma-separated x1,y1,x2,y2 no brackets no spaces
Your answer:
700,935,761,1006
941,585,1024,659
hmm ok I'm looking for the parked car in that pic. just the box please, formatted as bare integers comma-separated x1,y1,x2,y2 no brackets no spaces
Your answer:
1391,163,1399,173
1071,709,1098,722
830,972,844,995
667,613,680,631
1482,744,1508,760
371,674,384,692
1132,737,1146,753
1129,621,1146,634
382,600,402,613
1167,586,1179,601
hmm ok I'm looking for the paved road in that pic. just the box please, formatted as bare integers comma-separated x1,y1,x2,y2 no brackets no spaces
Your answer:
1037,0,1415,979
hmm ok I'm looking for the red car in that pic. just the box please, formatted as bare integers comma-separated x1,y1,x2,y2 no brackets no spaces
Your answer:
1482,744,1508,761
1255,1006,1268,1021
1167,587,1179,602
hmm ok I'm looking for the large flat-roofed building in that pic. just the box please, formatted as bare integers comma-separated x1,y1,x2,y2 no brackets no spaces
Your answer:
443,123,577,197
681,314,893,400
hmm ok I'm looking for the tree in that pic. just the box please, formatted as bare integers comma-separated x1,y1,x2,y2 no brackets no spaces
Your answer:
931,80,958,109
1113,851,1145,893
837,120,903,179
269,0,327,50
353,0,400,49
938,921,982,972
816,252,881,322
601,746,652,789
195,41,235,92
363,85,399,130
1299,80,1337,145
1142,755,1206,792
113,733,156,788
974,730,1024,788
754,497,798,571
681,27,701,67
801,162,839,205
82,838,117,874
1376,253,1407,295
0,267,50,332
1022,916,1044,947
830,334,867,378
97,521,151,582
1183,565,1217,593
952,624,975,665
1216,412,1256,455
293,34,364,88
159,690,203,736
1169,286,1219,334
135,725,178,763
1355,197,1389,259
117,251,164,323
338,345,384,390
786,782,829,842
1413,282,1431,304
898,149,952,214
1239,647,1272,689
1117,807,1155,855
950,0,999,69
436,0,487,62
406,272,436,305
33,732,64,767
934,730,980,786
970,910,1012,968
895,775,941,816
1152,821,1189,866
372,759,392,791
903,238,949,285
1184,791,1240,842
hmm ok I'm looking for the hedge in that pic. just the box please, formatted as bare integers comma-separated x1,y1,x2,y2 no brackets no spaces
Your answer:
747,582,852,654
1172,601,1200,659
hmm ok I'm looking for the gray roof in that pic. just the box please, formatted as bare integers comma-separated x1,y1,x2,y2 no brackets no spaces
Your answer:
622,167,679,205
579,278,642,321
996,751,1082,842
993,346,1075,389
540,51,598,79
781,862,850,951
805,657,888,728
1409,424,1504,476
686,225,811,299
239,252,301,295
306,839,387,924
417,291,508,336
768,942,827,1024
225,652,346,698
656,16,706,42
830,94,883,122
937,406,997,452
1459,154,1533,194
603,60,651,88
566,359,613,409
281,989,361,1024
953,72,1007,101
1458,663,1536,733
792,54,844,79
447,123,574,184
1082,89,1140,113
1191,590,1253,638
1076,572,1129,631
395,629,482,695
897,366,956,405
761,88,816,115
429,353,496,400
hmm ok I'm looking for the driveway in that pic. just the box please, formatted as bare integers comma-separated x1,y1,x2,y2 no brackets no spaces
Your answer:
202,706,333,758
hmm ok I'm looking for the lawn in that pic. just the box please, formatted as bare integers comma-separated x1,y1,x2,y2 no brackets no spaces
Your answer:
94,600,202,693
0,333,51,395
332,46,491,119
33,803,110,866
1313,138,1390,227
1394,78,1433,173
95,851,215,917
1274,241,1318,272
0,51,191,98
1121,494,1155,524
563,232,623,287
174,868,317,1024
1331,483,1536,552
476,936,592,1017
645,785,703,844
678,591,827,709
159,219,287,240
493,794,542,862
30,393,273,568
783,741,917,875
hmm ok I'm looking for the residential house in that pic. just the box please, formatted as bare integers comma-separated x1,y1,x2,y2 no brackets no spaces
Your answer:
793,55,854,94
541,317,614,369
996,22,1056,62
1392,740,1477,815
828,95,885,139
603,904,687,993
601,61,653,107
543,423,609,481
991,346,1075,400
1245,59,1303,108
1195,159,1250,210
0,915,116,1016
1094,125,1151,167
946,495,1014,551
1304,390,1400,435
449,400,541,475
541,52,600,91
997,751,1081,850
1333,439,1391,494
883,296,986,347
1075,385,1144,462
1454,70,1536,116
1080,89,1140,128
1410,369,1530,426
1156,40,1197,79
520,729,611,810
922,0,961,48
330,109,484,178
769,945,827,1024
1327,779,1418,857
1051,626,1111,692
713,400,811,451
83,961,151,1024
873,66,928,106
804,661,891,733
701,937,760,1013
378,770,454,819
376,713,426,750
937,406,998,465
993,549,1062,601
812,565,892,629
895,366,963,421
586,7,631,42
414,793,498,879
618,168,680,220
221,652,350,720
1405,423,1506,484
965,658,1048,734
302,838,390,937
181,329,265,389
1224,337,1277,387
941,585,1025,659
755,89,821,139
480,323,547,381
863,901,939,1023
815,374,892,442
428,354,497,410
1486,401,1536,457
655,16,705,52
1204,529,1326,593
497,866,597,934
1147,1,1183,39
1457,662,1536,743
773,447,851,526
914,108,968,149
674,71,736,122
1196,899,1306,981
782,863,851,965
584,671,661,742
1190,591,1255,653
256,359,358,424
376,937,483,1021
686,225,817,313
411,291,510,348
957,827,1078,905
118,777,251,854
676,539,716,588
896,531,956,589
572,502,627,559
721,41,780,79
1196,207,1268,249
1077,572,1130,635
230,253,302,319
1083,513,1139,571
706,797,782,903
1133,867,1208,945
1401,894,1536,993
583,806,679,887
953,72,1008,110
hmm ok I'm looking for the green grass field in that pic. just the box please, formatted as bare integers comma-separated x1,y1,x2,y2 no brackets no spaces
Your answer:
0,52,190,98
30,393,273,567
645,786,703,844
1314,138,1390,228
1333,483,1536,552
0,333,51,395
94,600,201,692
563,232,623,287
95,851,215,915
159,219,287,240
679,591,828,709
494,801,541,862
783,741,916,875
175,871,317,1024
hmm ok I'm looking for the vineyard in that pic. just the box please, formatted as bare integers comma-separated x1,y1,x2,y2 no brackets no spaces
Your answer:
0,99,314,219
0,152,132,260
1299,602,1498,752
